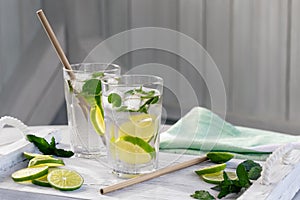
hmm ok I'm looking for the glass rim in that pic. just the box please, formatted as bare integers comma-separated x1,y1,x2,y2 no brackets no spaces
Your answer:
101,74,163,87
63,63,120,74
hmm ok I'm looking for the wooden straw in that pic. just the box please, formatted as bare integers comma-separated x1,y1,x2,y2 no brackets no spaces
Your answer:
36,9,88,118
100,156,208,195
36,9,75,80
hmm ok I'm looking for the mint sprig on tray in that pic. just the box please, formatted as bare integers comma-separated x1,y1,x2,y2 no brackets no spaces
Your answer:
192,152,262,199
192,160,262,199
27,135,74,157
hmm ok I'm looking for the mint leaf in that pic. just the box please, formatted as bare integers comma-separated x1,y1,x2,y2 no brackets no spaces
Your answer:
125,89,135,95
240,160,260,171
191,190,215,200
67,80,73,93
82,79,101,95
126,87,155,96
137,105,149,114
236,164,251,188
240,160,262,180
27,135,53,155
140,91,155,99
50,137,56,149
248,166,262,180
149,96,159,104
53,148,74,157
108,93,122,107
137,96,160,114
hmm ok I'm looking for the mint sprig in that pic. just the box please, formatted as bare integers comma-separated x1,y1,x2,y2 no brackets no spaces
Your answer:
125,86,155,97
27,135,74,157
108,87,160,114
211,160,261,198
193,159,262,199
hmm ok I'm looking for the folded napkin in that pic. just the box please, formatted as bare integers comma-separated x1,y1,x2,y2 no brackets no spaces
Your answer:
160,107,300,160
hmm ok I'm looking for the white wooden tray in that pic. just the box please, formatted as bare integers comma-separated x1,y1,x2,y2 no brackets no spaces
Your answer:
0,116,60,176
238,143,300,200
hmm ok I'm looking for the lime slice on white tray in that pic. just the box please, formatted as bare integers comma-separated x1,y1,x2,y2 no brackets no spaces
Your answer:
11,166,48,182
201,171,237,184
28,157,64,167
23,152,53,160
90,105,105,136
195,163,227,176
206,152,234,164
32,168,56,187
47,169,84,191
32,174,51,187
118,113,157,141
113,135,155,164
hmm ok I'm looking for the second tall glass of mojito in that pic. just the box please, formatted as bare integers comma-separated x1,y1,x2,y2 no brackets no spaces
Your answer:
101,75,163,176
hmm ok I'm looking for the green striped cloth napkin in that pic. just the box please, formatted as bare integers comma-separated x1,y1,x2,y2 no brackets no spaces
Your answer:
159,107,300,160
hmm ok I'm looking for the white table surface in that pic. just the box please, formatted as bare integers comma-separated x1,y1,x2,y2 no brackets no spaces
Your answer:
0,125,300,200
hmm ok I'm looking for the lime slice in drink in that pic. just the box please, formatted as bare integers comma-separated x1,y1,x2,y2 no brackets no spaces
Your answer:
11,166,48,182
90,105,105,136
201,171,237,184
47,169,84,191
206,152,234,164
113,135,155,164
28,157,65,168
23,152,53,160
195,163,226,176
118,113,157,141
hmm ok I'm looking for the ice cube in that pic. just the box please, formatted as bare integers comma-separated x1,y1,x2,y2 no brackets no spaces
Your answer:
123,94,142,110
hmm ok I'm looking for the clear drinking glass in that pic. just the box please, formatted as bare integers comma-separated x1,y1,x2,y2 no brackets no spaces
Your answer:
63,63,121,158
101,75,163,176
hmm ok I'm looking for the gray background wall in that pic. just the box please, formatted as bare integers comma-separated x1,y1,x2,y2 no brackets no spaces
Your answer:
0,0,299,135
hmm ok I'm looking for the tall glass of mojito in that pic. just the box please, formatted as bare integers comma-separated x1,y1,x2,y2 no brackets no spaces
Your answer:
63,63,120,158
101,75,163,176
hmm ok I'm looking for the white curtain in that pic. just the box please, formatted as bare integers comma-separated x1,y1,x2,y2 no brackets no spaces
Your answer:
1,0,300,135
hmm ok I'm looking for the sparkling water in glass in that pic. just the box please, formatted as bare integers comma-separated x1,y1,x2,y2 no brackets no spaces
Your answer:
101,75,163,176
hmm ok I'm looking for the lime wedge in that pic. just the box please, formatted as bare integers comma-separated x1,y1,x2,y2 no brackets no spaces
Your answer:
195,163,226,176
118,113,158,141
90,105,105,136
47,169,84,191
28,157,65,168
206,152,234,164
11,166,48,182
113,135,155,164
23,152,53,160
201,171,237,184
